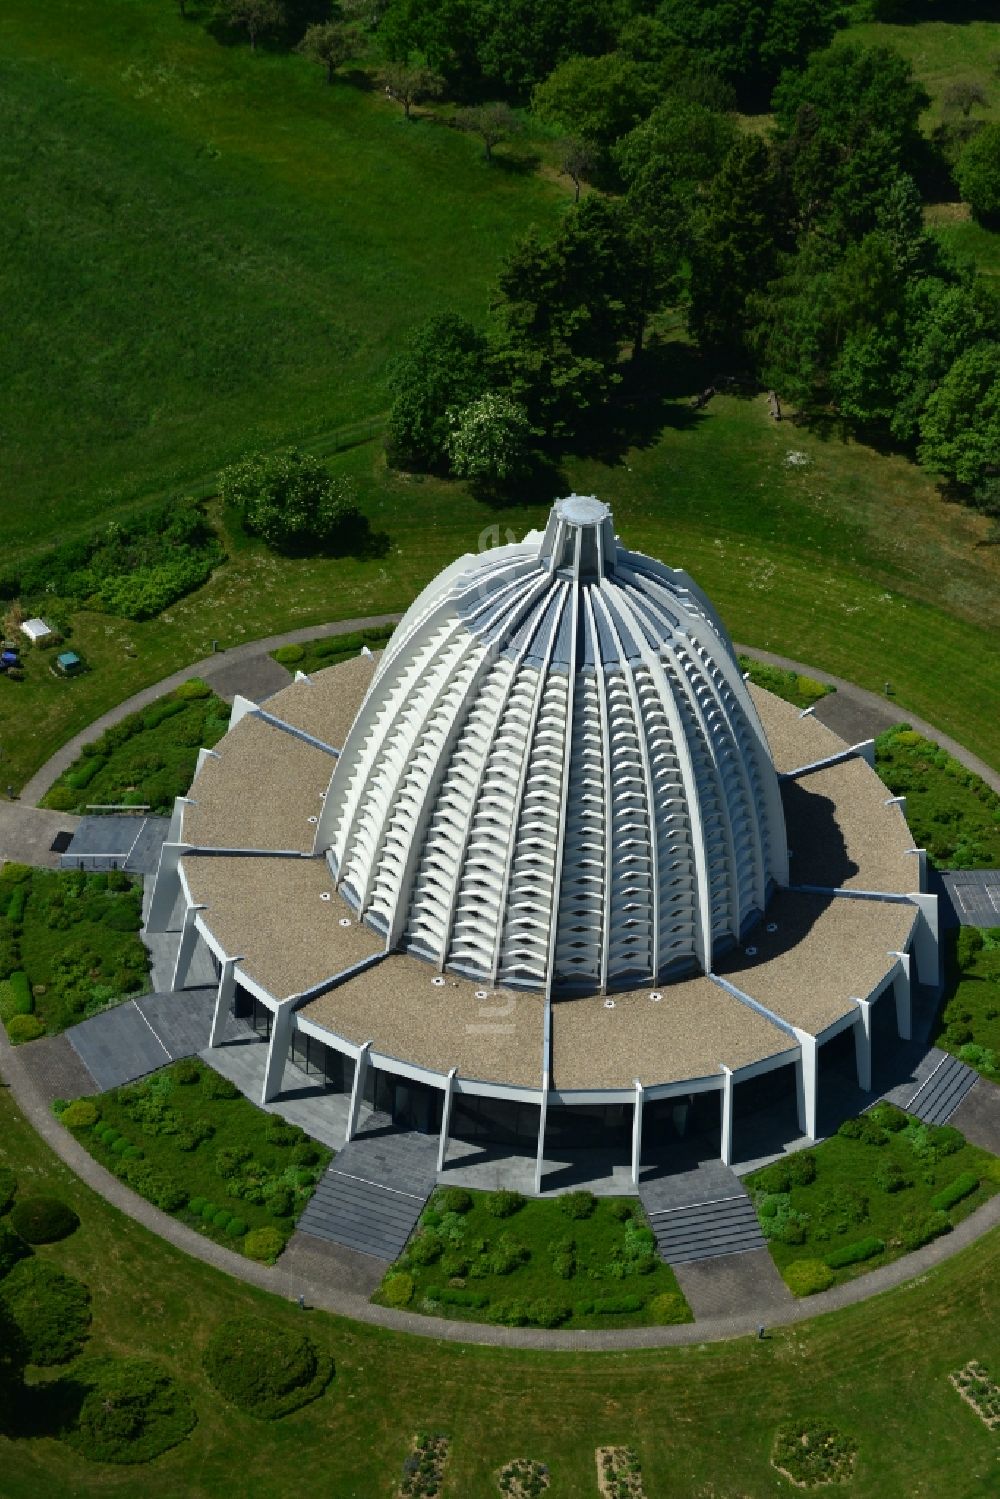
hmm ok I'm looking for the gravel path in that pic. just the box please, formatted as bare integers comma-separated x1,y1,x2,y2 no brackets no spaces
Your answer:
4,1020,1000,1350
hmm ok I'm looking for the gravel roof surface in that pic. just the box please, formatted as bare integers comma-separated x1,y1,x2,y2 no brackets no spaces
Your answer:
717,889,915,1036
551,975,792,1090
182,854,382,998
750,684,846,773
262,653,380,750
782,756,915,894
182,715,332,853
299,952,545,1088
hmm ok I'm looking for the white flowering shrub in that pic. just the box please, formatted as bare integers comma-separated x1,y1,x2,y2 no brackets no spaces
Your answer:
445,394,533,488
218,448,361,551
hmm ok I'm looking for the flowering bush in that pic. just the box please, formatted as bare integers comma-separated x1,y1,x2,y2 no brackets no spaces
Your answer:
445,393,533,490
219,448,362,552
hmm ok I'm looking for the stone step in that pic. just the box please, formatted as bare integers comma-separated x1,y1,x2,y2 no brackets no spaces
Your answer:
907,1051,978,1126
297,1167,429,1262
645,1192,766,1265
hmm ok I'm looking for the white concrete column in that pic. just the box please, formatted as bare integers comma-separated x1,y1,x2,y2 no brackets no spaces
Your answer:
853,999,873,1093
170,903,205,992
437,1067,457,1173
856,739,875,768
345,1041,372,1143
533,1089,549,1195
147,842,189,934
890,951,912,1040
720,1066,734,1167
209,957,240,1048
261,1003,293,1104
794,1031,818,1140
909,891,940,989
166,796,193,846
631,1079,644,1186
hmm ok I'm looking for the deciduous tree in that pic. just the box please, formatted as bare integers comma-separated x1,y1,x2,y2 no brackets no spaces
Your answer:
454,102,521,163
219,449,361,550
381,61,443,119
297,21,357,85
386,313,489,469
956,124,1000,227
219,0,286,51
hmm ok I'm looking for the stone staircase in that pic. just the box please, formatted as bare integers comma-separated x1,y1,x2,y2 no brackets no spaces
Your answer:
297,1167,429,1261
645,1191,766,1265
905,1049,978,1126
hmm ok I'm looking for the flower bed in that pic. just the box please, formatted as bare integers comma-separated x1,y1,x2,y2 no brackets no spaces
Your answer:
372,1188,692,1330
497,1457,549,1496
950,1360,1000,1430
398,1433,449,1497
59,1059,331,1261
770,1425,857,1488
0,864,148,1038
596,1446,645,1498
936,927,1000,1080
874,723,1000,869
745,1102,1000,1294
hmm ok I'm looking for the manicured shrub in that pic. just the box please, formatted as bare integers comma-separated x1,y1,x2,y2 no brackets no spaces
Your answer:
6,1014,45,1044
242,1226,287,1264
0,1259,91,1364
0,1166,17,1217
784,1259,834,1297
436,1186,472,1215
265,1186,295,1218
558,1191,596,1220
380,1271,415,1309
1,972,33,1017
291,1141,320,1167
201,1201,220,1222
435,1286,490,1309
273,644,305,665
60,1099,99,1130
203,1071,239,1101
215,1145,252,1178
486,1189,525,1219
212,1210,232,1230
0,1222,31,1280
173,678,212,701
203,1316,332,1418
485,1234,529,1275
111,1136,130,1155
931,1173,979,1213
609,1199,635,1222
590,1293,644,1315
824,1236,885,1270
225,1218,247,1238
867,1102,908,1133
408,1231,444,1267
751,1151,817,1194
647,1291,690,1325
172,1058,202,1085
264,1116,305,1146
900,1210,951,1252
63,1356,197,1464
9,1197,79,1245
118,1162,187,1213
189,1197,206,1216
874,1160,911,1194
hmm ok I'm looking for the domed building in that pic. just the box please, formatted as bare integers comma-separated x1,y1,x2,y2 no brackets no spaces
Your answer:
148,498,939,1190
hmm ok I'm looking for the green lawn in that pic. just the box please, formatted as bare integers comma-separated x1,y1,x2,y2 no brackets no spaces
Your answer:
745,1102,1000,1295
874,724,1000,869
40,679,230,816
841,18,1000,129
0,866,148,1039
5,1082,1000,1495
373,1187,691,1331
62,1059,332,1260
0,0,562,559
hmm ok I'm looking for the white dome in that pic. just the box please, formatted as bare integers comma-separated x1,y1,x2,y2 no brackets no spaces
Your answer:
316,497,787,994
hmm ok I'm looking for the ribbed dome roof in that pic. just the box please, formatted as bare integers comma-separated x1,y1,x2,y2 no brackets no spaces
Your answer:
316,497,788,994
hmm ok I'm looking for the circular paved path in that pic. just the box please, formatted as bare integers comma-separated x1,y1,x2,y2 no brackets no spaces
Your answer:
3,1021,999,1350
4,617,1000,1348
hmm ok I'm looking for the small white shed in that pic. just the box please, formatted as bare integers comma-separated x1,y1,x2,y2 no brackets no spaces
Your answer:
21,617,53,644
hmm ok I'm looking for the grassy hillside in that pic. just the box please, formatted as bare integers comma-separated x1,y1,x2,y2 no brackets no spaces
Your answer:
0,0,560,557
3,1083,1000,1497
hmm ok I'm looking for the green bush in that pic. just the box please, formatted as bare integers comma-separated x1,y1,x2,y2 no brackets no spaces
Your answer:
380,1271,415,1309
189,1196,206,1216
647,1291,690,1325
558,1191,597,1220
291,1141,320,1168
0,1166,16,1217
874,1160,911,1194
591,1293,644,1315
0,1259,91,1364
436,1187,472,1215
60,1099,100,1130
931,1173,979,1213
486,1189,525,1219
9,1197,79,1245
434,1286,490,1309
485,1234,529,1275
784,1260,834,1297
172,1058,202,1084
204,1072,239,1101
867,1102,908,1133
202,1315,332,1418
219,448,362,553
243,1226,287,1264
6,1013,45,1044
265,1186,295,1218
408,1231,444,1267
824,1237,885,1269
609,1199,635,1222
174,677,212,701
750,1151,817,1194
63,1356,197,1464
273,644,305,665
0,972,32,1019
225,1217,247,1238
212,1210,233,1230
201,1201,220,1222
957,927,985,970
0,1222,32,1280
900,1210,951,1252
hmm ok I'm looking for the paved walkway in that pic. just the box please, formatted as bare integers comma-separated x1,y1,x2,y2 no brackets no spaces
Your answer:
66,987,247,1092
0,803,80,868
941,871,1000,927
5,1017,1000,1349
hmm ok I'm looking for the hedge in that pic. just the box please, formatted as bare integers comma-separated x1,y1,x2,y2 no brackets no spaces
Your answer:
6,1014,45,1044
931,1172,979,1213
380,1271,414,1309
63,1356,197,1464
0,972,32,1020
784,1260,834,1297
824,1237,885,1270
203,1316,333,1419
61,1099,100,1130
242,1226,287,1264
9,1196,80,1245
0,1222,32,1281
433,1287,490,1308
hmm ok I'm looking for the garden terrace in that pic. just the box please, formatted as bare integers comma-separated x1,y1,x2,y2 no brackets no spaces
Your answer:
874,725,1000,871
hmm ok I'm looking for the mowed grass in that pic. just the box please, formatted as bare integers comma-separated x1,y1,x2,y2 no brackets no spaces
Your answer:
0,0,562,557
4,1083,1000,1496
841,18,1000,129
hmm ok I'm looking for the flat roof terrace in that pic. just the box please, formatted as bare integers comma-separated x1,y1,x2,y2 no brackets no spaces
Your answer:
749,683,847,773
181,853,382,999
298,953,545,1089
181,715,334,853
782,756,916,895
550,975,793,1091
717,888,915,1037
260,653,380,750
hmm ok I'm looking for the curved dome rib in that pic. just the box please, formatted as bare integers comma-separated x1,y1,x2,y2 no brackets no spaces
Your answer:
316,496,788,993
